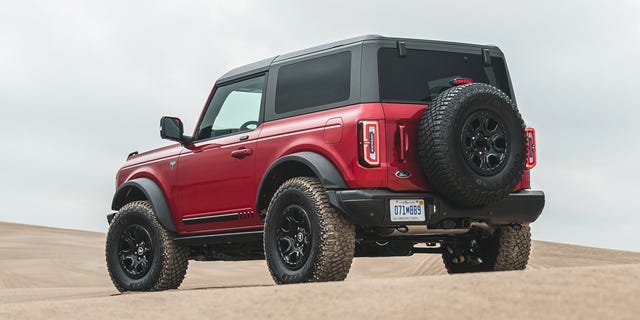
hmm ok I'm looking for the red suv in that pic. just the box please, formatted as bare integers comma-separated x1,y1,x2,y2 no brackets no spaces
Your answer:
106,35,544,291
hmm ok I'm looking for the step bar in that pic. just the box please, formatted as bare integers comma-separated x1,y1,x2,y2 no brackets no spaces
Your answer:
174,230,263,246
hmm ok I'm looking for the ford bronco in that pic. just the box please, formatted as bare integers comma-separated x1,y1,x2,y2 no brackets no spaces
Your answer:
106,35,544,291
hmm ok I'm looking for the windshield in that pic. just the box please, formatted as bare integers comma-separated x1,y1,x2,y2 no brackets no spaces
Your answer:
378,48,511,103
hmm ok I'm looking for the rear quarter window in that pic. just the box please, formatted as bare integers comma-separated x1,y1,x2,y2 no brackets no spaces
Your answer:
275,51,351,114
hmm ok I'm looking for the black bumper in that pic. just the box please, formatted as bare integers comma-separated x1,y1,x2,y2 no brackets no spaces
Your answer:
326,189,545,227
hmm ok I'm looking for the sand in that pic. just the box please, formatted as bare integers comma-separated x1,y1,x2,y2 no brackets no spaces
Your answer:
1,222,639,319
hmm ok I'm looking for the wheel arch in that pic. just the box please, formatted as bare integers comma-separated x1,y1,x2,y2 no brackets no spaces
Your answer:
111,177,178,233
256,151,348,215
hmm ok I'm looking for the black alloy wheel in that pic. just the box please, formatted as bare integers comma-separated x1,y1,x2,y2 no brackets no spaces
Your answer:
417,83,526,207
106,201,189,292
118,224,154,279
276,205,312,270
264,177,355,284
460,110,509,176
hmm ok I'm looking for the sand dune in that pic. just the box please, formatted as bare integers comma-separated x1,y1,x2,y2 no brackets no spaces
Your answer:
1,222,639,319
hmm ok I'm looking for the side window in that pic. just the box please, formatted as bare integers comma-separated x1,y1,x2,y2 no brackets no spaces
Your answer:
275,51,351,114
197,75,265,140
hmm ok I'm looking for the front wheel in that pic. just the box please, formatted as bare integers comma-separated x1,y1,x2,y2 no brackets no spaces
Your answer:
264,177,355,284
442,224,531,273
106,201,189,291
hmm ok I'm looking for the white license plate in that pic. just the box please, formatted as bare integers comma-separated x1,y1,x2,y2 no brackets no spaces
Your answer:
390,199,426,222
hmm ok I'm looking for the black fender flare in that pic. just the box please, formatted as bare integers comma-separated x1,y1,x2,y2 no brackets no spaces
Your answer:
111,177,177,233
256,151,348,209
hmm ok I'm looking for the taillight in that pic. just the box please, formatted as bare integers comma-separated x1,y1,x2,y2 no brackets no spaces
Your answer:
450,77,474,86
525,127,537,169
359,120,380,167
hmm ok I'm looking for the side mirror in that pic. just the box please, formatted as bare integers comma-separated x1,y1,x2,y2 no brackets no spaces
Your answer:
160,116,185,143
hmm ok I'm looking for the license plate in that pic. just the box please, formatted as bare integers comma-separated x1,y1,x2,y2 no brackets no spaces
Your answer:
390,199,426,222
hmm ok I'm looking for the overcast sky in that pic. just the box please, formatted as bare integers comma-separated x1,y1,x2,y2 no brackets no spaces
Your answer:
1,0,639,251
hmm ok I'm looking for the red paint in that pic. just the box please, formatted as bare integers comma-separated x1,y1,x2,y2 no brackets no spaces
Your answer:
116,144,183,228
256,104,387,190
381,103,432,191
398,124,409,163
323,117,343,144
115,102,533,235
175,128,262,234
519,169,531,189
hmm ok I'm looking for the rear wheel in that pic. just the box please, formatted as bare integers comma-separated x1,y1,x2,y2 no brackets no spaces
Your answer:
264,177,355,284
442,224,531,273
106,201,189,291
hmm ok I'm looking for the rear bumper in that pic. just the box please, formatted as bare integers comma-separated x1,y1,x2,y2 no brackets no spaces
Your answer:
326,189,544,227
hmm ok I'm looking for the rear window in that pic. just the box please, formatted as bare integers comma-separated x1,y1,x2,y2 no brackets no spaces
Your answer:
378,48,511,103
275,51,351,114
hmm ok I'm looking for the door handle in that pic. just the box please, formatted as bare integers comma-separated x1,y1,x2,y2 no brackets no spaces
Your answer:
231,147,253,159
398,124,409,162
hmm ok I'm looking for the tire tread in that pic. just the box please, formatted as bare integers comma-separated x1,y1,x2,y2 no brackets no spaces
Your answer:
265,177,355,284
418,83,526,207
442,224,531,273
106,201,189,292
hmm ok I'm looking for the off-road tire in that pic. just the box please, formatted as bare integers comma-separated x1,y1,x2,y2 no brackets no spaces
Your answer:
106,201,189,292
443,224,531,273
418,83,526,207
264,177,355,284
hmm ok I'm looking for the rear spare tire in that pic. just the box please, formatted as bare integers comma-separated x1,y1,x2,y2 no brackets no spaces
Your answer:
418,83,526,207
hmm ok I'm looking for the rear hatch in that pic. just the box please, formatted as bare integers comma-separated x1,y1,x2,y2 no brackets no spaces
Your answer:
376,46,513,191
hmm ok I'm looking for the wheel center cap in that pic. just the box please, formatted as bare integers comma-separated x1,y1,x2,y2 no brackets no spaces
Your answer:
136,247,145,256
296,232,304,242
474,136,489,151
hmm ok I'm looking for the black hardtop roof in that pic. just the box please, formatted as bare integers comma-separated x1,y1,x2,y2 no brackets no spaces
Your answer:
217,35,500,83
